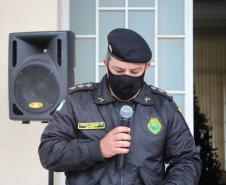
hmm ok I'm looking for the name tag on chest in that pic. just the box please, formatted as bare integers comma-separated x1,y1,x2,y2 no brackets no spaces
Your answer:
78,122,105,130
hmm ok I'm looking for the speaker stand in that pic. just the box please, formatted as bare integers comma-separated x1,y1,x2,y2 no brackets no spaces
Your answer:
45,121,54,185
22,120,30,124
21,121,54,185
49,170,54,185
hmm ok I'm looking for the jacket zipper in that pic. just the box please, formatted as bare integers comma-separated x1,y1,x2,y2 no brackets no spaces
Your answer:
120,169,124,185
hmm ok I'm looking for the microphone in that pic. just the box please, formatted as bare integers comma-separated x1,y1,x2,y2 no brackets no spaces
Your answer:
117,105,133,168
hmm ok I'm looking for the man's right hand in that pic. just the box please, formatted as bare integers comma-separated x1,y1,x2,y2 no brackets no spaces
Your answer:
100,126,131,158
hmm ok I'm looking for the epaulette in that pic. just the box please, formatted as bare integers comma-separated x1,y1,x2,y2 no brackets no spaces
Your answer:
69,83,97,94
150,85,173,101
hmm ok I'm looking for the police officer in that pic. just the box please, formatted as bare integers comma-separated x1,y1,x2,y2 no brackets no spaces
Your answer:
38,28,201,185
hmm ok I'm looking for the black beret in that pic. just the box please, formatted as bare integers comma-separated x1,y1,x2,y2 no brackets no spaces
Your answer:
107,28,152,63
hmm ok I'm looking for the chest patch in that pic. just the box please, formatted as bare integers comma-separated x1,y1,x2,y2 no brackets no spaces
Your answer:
147,118,162,135
78,122,105,130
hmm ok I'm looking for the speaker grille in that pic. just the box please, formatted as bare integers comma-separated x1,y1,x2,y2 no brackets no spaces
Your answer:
14,64,60,114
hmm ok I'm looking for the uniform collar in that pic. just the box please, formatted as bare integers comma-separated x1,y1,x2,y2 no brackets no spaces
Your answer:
94,75,154,105
133,82,154,105
94,75,116,104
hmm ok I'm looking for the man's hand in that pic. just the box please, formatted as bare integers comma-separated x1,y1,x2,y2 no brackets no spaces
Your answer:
100,126,131,158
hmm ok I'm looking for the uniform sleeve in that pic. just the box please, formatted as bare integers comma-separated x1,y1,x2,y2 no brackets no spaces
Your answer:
162,102,202,185
38,95,105,172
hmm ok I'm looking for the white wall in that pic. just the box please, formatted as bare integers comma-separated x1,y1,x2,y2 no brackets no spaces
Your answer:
0,0,58,184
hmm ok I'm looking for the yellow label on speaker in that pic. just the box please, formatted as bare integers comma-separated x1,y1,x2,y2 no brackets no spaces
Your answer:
29,102,44,109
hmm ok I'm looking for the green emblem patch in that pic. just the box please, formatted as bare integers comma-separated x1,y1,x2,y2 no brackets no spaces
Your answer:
147,118,162,135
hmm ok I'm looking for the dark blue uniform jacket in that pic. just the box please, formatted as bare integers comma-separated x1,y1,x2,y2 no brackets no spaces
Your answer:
38,75,201,185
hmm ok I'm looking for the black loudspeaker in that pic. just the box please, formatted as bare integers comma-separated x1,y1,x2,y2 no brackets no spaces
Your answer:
8,31,75,121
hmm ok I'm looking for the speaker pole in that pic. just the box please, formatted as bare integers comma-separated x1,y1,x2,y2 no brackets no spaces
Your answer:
45,120,54,185
22,120,30,124
48,170,54,185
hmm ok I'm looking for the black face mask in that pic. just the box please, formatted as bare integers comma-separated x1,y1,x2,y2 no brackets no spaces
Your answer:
107,68,145,101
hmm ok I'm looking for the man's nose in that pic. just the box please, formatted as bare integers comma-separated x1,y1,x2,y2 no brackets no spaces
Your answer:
124,71,130,76
124,70,132,76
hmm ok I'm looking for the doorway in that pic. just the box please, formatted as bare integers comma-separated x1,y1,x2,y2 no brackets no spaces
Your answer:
194,0,226,171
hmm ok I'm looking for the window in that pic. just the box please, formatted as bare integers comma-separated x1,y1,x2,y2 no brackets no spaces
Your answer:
59,0,193,131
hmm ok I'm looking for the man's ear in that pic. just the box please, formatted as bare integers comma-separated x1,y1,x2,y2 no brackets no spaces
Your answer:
104,60,107,66
104,60,109,75
145,62,151,70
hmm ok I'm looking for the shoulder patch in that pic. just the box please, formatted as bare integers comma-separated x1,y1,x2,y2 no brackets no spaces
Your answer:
69,83,96,94
150,85,173,101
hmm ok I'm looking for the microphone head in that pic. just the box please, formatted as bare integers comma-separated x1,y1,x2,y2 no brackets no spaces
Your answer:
120,105,133,119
